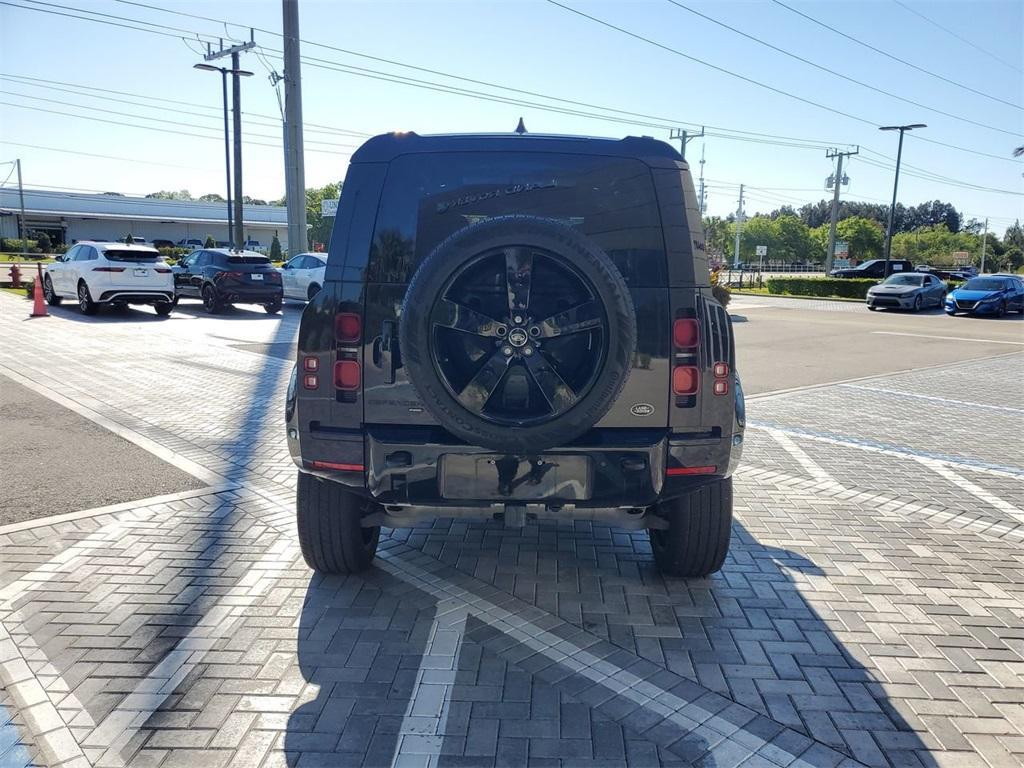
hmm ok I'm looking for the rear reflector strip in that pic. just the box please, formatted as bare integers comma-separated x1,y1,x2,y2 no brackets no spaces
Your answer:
667,466,716,476
672,365,700,395
334,360,360,390
673,318,700,349
309,460,364,472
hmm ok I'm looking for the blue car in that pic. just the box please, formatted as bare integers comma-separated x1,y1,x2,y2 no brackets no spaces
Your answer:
945,275,1024,317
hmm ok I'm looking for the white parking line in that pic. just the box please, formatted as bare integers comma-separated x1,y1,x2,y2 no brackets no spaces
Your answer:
838,384,1024,414
871,331,1024,345
762,429,844,490
913,457,1024,526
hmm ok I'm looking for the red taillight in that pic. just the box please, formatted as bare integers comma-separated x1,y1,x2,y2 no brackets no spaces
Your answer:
673,318,699,349
92,266,125,272
264,271,281,282
713,362,729,378
713,379,729,396
672,366,700,395
667,465,716,477
334,360,360,390
218,271,244,280
155,267,172,274
336,312,361,344
303,374,318,390
303,356,319,372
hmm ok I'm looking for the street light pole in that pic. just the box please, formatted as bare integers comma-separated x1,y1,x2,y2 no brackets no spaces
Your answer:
879,123,926,278
194,61,253,250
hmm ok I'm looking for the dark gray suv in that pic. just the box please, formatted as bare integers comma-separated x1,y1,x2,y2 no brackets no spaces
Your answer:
286,132,744,577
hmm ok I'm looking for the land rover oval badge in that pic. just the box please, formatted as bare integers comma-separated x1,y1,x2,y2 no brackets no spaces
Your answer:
631,403,654,417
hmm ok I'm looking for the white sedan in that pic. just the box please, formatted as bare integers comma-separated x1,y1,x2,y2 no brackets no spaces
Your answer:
280,252,327,301
43,241,175,315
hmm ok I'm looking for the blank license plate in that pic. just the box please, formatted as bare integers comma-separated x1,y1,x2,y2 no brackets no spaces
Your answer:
440,454,591,500
251,273,264,281
133,268,148,276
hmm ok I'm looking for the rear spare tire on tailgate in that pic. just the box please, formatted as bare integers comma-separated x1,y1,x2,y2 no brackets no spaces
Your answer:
400,216,636,452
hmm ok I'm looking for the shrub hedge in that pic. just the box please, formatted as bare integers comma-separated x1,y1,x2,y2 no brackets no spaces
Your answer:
764,277,878,299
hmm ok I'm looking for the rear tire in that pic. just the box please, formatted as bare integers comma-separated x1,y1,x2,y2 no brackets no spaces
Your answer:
154,301,173,316
77,281,98,315
43,276,62,306
264,298,282,314
202,284,223,314
296,472,380,574
307,283,321,301
867,305,878,311
650,479,732,577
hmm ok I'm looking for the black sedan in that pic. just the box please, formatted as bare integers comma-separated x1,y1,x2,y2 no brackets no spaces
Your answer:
866,273,947,311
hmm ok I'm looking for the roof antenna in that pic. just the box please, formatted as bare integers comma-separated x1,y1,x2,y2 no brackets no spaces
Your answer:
515,117,527,135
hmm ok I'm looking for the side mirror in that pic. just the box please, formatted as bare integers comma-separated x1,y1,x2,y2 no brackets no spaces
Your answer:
55,255,65,262
281,262,291,270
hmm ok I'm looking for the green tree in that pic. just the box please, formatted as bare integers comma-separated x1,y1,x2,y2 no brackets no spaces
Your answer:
35,232,51,252
701,216,731,261
774,215,817,263
198,193,225,202
836,217,884,261
146,189,193,200
270,234,282,262
305,182,342,250
204,235,216,248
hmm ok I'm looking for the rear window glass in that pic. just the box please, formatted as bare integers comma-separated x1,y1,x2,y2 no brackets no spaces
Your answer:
103,249,159,263
364,152,665,285
228,255,270,265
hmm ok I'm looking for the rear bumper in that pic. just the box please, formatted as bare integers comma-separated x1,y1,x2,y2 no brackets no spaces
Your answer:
288,423,742,509
98,290,175,303
216,287,282,303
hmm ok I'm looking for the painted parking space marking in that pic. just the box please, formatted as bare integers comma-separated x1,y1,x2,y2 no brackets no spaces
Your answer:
749,421,1024,479
871,330,1024,345
761,428,843,490
838,384,1024,414
913,457,1024,526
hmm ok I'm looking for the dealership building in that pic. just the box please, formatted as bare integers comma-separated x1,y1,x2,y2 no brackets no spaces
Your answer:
0,187,291,250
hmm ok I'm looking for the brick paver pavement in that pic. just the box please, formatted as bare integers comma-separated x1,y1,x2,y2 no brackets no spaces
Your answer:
1,293,1022,768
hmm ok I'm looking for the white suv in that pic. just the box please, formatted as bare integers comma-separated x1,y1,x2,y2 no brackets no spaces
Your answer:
43,242,176,316
280,252,327,301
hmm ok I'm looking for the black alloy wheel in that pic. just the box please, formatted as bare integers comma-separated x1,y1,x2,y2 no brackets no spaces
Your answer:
430,245,606,427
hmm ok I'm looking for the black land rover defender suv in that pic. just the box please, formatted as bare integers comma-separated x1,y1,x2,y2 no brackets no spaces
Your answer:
286,132,744,577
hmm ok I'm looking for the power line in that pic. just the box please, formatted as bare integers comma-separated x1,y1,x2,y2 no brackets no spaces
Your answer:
0,102,354,157
0,73,372,138
11,0,1017,167
893,0,1023,74
768,0,1022,111
0,141,212,170
664,0,1022,138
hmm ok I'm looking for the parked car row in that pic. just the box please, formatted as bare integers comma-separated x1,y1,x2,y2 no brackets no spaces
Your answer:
865,271,1024,317
41,241,322,316
830,258,979,281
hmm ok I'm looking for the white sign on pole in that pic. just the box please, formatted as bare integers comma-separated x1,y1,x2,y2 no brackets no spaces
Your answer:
321,198,339,217
755,245,767,256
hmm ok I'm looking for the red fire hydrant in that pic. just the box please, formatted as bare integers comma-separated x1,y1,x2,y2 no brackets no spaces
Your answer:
9,263,21,289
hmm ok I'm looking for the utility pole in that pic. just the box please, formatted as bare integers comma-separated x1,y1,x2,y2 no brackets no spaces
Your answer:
283,0,307,256
824,146,858,273
205,34,256,251
879,123,926,277
669,126,704,161
980,217,989,272
15,159,27,255
698,142,707,215
733,184,744,269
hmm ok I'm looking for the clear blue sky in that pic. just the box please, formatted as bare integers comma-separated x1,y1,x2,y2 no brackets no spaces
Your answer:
1,0,1021,234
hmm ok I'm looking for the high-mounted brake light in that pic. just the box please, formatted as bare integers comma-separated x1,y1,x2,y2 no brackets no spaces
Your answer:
673,318,699,349
334,360,360,390
672,366,700,395
336,312,361,344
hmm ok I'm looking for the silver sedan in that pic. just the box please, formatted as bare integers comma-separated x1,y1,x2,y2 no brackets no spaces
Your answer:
866,273,947,312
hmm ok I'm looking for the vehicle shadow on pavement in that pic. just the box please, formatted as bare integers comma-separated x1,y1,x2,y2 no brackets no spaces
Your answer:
33,302,172,324
282,520,931,767
170,301,284,320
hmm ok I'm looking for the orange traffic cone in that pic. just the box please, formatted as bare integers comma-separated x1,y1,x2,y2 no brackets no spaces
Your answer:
30,263,48,318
